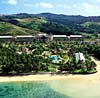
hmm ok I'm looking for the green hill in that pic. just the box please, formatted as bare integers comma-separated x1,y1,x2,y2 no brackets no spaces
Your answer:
0,21,40,36
17,17,47,31
81,22,100,33
0,13,100,36
82,22,100,27
0,16,47,35
0,16,72,35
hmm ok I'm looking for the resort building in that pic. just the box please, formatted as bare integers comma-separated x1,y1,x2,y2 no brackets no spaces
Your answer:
15,36,35,42
69,35,83,41
37,33,50,42
0,36,13,42
0,34,83,43
53,35,68,42
75,52,85,63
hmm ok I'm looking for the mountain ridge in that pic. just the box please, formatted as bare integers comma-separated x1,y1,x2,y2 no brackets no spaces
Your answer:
0,13,100,36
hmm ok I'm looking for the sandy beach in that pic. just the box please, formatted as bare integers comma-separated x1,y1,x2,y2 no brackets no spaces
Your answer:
0,57,100,83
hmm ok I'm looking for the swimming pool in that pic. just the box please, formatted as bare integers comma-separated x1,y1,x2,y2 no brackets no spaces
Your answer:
49,55,62,63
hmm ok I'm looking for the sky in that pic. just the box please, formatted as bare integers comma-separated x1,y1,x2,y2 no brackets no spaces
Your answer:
0,0,100,16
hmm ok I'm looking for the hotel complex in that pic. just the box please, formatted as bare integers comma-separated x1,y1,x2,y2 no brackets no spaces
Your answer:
0,34,83,43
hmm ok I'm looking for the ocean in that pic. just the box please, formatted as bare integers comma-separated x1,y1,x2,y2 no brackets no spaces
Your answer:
0,78,100,98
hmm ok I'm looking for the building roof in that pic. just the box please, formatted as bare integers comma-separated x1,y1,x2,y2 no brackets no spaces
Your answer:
75,52,85,62
53,35,67,37
16,36,33,38
0,36,13,38
70,35,82,38
38,33,47,37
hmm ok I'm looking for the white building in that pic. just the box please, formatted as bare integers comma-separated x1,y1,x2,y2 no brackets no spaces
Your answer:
75,52,85,63
15,36,35,42
53,35,68,41
69,35,83,41
0,36,13,42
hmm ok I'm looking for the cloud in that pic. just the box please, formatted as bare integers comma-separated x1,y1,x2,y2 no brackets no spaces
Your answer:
8,0,17,5
24,4,32,7
67,2,100,16
97,0,100,2
82,3,96,10
58,4,71,9
82,3,100,15
35,2,53,9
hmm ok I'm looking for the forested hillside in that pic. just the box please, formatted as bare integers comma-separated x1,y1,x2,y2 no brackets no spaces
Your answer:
0,13,100,35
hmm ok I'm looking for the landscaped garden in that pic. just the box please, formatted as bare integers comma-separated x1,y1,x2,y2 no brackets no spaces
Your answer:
0,41,98,75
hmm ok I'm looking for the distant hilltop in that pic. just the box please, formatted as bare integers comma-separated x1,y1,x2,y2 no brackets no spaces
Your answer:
0,13,100,36
1,13,100,23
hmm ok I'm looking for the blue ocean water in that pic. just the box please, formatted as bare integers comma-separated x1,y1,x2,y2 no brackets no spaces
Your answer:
0,81,70,98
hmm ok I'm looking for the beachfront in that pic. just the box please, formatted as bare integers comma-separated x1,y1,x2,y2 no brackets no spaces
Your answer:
0,57,100,83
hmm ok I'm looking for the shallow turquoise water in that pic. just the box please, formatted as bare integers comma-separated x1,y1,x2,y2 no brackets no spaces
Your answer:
47,79,100,98
1,79,100,98
0,81,70,98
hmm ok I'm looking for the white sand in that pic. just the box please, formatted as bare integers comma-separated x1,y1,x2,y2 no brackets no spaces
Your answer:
0,57,100,83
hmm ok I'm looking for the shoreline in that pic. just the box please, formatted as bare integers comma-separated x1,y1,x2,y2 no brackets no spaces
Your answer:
0,72,99,83
0,57,100,83
0,74,71,83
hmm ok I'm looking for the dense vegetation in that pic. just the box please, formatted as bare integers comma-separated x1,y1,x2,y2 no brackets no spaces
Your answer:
38,13,100,34
84,44,100,60
17,17,47,31
59,43,98,74
0,41,98,75
0,13,99,75
40,22,72,35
